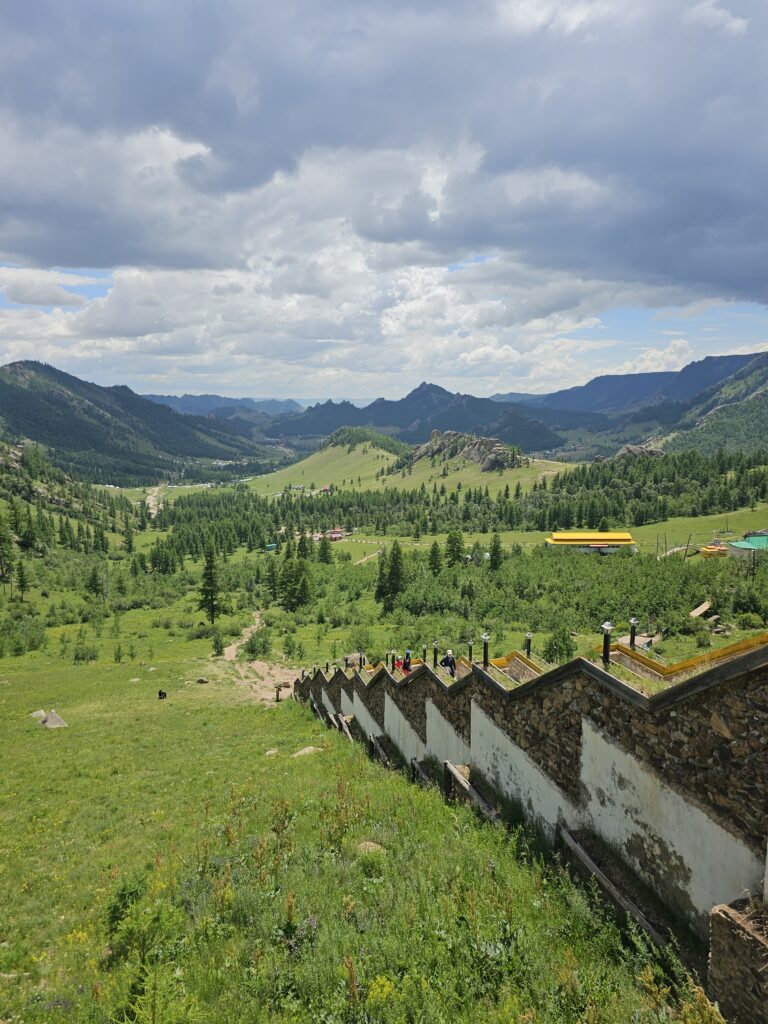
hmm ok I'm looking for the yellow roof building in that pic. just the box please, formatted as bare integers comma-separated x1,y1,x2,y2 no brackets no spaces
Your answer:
545,531,636,550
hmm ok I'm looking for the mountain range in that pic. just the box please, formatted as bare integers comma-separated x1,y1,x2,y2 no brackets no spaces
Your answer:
491,353,757,411
0,350,766,485
144,393,303,417
0,362,284,485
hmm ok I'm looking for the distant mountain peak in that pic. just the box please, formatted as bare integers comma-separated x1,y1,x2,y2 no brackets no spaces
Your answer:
407,381,452,398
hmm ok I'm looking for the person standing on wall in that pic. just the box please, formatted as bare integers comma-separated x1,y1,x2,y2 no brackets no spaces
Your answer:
440,649,456,678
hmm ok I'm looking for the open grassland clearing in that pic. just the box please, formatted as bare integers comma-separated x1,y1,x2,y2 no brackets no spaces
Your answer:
0,644,721,1023
241,442,569,498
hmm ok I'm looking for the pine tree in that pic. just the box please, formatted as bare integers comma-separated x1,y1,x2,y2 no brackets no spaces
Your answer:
317,535,333,564
383,539,405,613
198,545,222,623
15,560,28,601
445,529,465,566
428,540,442,575
375,547,390,603
489,532,503,571
0,514,13,589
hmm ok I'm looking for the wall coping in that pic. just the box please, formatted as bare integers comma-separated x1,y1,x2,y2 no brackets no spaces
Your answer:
299,641,768,716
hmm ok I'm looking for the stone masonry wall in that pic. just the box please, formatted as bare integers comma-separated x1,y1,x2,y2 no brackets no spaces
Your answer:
708,900,768,1024
297,654,768,856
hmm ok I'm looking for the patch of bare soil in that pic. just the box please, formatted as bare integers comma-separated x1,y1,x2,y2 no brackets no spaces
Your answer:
145,486,164,517
354,547,382,565
220,612,297,702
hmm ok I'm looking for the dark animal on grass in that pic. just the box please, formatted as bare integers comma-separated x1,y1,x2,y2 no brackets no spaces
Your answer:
158,690,167,700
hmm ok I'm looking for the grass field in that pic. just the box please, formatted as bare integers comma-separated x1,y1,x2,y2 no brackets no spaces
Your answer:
1,633,719,1022
240,444,570,498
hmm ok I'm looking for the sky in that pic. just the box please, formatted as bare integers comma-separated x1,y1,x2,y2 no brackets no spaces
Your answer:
0,0,767,399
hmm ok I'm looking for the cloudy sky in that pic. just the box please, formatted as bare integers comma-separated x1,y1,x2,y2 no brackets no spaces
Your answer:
0,0,766,399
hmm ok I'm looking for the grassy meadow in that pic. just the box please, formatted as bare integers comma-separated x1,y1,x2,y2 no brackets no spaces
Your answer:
124,445,570,505
0,634,722,1023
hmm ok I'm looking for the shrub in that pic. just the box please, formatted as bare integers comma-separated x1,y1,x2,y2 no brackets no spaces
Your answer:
737,611,764,630
244,626,271,659
542,627,576,665
73,642,98,664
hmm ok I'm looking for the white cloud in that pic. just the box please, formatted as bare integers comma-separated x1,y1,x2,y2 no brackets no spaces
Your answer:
496,0,618,35
0,0,764,396
609,338,695,375
683,1,749,36
0,268,105,307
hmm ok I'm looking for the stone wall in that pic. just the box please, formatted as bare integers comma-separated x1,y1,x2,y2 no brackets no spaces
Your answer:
294,647,768,936
709,900,768,1024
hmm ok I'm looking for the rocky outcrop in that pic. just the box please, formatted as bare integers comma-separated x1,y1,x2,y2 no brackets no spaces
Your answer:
612,444,664,460
413,430,522,472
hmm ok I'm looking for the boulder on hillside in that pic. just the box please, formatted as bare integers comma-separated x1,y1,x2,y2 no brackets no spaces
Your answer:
29,709,47,719
41,710,68,729
612,444,664,460
413,430,522,472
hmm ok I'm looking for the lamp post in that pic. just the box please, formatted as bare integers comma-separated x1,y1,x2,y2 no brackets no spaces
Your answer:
482,632,490,669
391,649,397,671
525,631,533,658
629,616,639,650
601,621,614,665
359,652,364,670
422,643,427,664
433,640,438,669
468,639,473,662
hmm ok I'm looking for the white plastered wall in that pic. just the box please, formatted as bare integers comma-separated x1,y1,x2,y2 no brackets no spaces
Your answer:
340,689,354,719
351,689,383,739
581,718,765,933
426,699,471,765
320,687,337,718
470,701,581,839
385,692,426,764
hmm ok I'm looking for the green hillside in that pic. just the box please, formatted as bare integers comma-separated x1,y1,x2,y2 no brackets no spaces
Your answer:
0,361,284,485
244,439,569,498
665,391,768,455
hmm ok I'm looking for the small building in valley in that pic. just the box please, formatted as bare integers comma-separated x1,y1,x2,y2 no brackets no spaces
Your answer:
728,534,768,559
545,530,636,554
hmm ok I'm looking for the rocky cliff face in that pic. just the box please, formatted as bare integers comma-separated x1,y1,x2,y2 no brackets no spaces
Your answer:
414,430,522,472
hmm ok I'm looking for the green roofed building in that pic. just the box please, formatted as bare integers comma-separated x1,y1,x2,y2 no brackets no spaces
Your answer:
728,534,768,559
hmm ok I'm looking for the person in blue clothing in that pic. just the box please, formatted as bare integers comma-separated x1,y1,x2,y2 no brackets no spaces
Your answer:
439,649,456,678
402,649,412,672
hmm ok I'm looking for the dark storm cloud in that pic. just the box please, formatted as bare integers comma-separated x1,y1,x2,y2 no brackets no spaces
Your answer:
0,0,765,395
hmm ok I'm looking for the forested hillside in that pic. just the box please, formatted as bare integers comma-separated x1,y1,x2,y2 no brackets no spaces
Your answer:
0,362,284,484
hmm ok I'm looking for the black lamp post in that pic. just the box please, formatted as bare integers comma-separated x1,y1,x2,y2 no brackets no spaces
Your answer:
433,640,438,668
601,621,614,665
422,643,427,664
468,639,473,662
482,632,490,669
525,631,533,658
629,616,639,650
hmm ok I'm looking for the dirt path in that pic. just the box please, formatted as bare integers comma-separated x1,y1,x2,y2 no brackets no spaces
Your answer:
221,612,296,702
354,547,382,565
146,485,164,518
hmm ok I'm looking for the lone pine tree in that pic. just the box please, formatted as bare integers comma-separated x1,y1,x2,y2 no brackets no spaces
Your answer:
198,545,222,624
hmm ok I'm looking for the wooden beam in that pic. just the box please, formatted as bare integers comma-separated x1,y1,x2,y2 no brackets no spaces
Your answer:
367,734,389,767
410,758,431,786
337,715,355,742
559,827,668,947
443,761,499,823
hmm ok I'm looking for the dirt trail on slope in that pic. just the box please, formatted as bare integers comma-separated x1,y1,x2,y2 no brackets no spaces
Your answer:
220,612,296,701
354,547,382,565
146,486,164,518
